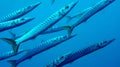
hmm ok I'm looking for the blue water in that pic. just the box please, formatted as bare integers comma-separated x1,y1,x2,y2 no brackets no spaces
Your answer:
0,0,120,67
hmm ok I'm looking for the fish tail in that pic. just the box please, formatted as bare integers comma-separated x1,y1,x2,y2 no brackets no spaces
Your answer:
0,38,18,54
7,60,17,67
61,26,73,36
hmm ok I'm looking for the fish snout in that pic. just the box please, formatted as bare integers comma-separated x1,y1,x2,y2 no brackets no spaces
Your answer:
34,2,42,7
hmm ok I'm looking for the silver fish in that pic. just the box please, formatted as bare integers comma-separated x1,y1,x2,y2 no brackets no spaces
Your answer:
71,0,115,28
0,1,78,54
36,0,115,35
0,49,26,61
0,2,41,22
7,34,76,67
46,38,115,67
0,17,34,32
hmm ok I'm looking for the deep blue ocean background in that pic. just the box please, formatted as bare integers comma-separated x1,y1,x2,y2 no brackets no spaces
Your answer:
0,0,120,67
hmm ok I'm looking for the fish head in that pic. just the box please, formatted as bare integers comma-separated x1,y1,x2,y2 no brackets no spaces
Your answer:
51,34,76,44
97,38,115,48
58,1,79,16
16,17,35,24
103,0,115,4
55,52,72,65
16,2,41,15
27,2,41,9
46,52,72,67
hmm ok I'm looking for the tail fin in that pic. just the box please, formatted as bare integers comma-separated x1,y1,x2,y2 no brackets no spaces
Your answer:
61,26,73,36
0,38,18,54
7,60,17,67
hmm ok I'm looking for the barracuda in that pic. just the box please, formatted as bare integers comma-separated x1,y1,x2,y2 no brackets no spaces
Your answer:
0,1,78,54
0,2,41,22
37,0,115,35
46,38,115,67
7,34,76,67
0,49,26,61
0,17,34,32
71,0,115,28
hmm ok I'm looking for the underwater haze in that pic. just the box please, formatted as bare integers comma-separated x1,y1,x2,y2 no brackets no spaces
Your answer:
0,0,120,67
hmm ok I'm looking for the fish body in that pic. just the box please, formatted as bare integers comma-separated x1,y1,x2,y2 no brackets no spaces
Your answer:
0,1,78,54
0,17,34,32
38,0,115,35
15,1,78,45
46,38,115,67
0,50,25,61
0,2,41,22
8,34,76,67
72,0,115,28
41,26,64,34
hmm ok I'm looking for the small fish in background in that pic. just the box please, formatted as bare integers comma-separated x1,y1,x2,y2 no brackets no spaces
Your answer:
0,2,41,22
0,17,34,32
7,34,76,67
0,49,26,61
0,1,78,54
46,38,115,67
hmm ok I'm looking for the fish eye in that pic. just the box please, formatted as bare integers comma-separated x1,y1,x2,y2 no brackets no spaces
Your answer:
63,36,66,39
99,42,103,45
11,21,16,25
96,42,102,47
53,39,57,42
21,18,25,21
27,6,31,9
17,10,21,14
65,6,69,9
103,41,107,44
60,56,64,60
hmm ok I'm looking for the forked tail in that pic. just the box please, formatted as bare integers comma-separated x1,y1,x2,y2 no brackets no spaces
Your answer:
61,26,73,36
0,38,19,54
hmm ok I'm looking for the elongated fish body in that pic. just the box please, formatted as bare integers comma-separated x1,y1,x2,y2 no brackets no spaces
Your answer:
39,0,115,35
0,2,41,22
0,17,34,32
0,50,25,61
72,0,115,28
8,34,76,67
0,1,78,54
46,38,115,67
15,1,78,44
41,26,64,34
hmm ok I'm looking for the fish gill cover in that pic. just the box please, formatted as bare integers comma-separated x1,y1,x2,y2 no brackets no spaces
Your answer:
0,0,119,67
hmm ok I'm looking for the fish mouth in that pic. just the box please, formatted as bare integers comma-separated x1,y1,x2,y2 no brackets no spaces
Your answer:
29,17,35,21
73,0,79,6
34,2,42,7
